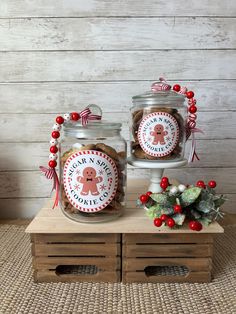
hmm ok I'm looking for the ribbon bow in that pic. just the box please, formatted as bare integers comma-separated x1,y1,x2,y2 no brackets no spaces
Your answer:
151,77,171,92
79,107,101,126
39,166,60,209
186,126,204,162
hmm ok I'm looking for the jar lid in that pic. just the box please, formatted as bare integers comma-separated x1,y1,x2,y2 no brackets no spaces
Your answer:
132,80,186,107
63,120,122,138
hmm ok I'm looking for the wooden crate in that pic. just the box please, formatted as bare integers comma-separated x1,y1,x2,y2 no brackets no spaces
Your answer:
26,179,224,283
31,233,121,283
122,233,214,283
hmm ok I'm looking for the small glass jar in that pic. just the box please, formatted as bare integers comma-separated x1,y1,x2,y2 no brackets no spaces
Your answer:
59,120,127,223
130,82,187,161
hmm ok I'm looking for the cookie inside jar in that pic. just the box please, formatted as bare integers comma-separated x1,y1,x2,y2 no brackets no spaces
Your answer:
131,82,187,161
60,121,127,223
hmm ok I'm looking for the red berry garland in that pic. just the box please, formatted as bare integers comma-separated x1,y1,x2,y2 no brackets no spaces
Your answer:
172,83,199,144
173,84,181,92
48,160,57,168
51,131,60,139
71,112,80,121
50,146,58,154
56,116,64,124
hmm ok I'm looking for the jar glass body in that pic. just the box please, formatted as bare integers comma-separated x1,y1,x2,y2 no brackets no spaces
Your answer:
59,122,127,223
130,90,187,161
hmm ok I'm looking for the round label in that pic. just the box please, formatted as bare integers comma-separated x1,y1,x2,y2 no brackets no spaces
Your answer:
63,150,118,212
138,112,179,157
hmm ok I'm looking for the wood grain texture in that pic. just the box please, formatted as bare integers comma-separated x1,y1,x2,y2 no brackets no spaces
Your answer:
0,112,235,142
123,233,214,244
123,243,213,257
0,81,235,113
0,140,235,171
1,51,236,82
123,257,212,271
122,271,211,283
1,18,235,51
34,270,120,283
0,169,235,197
1,0,235,17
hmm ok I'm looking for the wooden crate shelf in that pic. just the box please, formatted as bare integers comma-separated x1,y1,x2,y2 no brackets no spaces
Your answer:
31,233,121,283
122,233,213,283
26,179,224,283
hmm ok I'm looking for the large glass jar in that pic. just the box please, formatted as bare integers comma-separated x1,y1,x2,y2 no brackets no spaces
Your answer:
59,120,127,223
130,81,187,161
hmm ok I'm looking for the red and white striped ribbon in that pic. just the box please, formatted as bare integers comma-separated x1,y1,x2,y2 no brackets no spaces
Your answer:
39,166,60,208
80,108,101,126
151,77,171,92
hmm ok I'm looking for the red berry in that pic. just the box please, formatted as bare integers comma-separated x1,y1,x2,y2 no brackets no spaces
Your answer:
186,91,194,99
160,182,169,190
208,180,217,188
173,84,181,92
51,131,60,139
146,191,152,196
71,112,80,121
50,146,58,154
189,105,197,114
196,180,206,189
167,218,175,228
160,214,168,222
139,194,149,204
195,221,203,231
173,204,182,213
189,221,203,232
161,177,169,183
56,116,64,125
189,220,197,230
154,218,162,227
48,160,57,168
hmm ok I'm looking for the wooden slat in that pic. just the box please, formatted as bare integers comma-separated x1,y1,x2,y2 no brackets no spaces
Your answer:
124,244,213,257
0,81,235,113
122,271,211,283
32,233,120,243
33,256,120,270
123,233,214,244
1,140,236,171
25,214,224,234
0,112,235,141
123,257,212,272
0,169,235,199
1,0,235,17
0,51,235,82
0,18,235,51
33,243,120,257
34,270,120,283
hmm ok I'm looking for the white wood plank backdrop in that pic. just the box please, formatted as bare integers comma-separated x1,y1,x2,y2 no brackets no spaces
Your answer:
0,1,235,218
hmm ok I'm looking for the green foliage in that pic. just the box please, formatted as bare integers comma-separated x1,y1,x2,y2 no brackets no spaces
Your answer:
150,193,168,204
172,213,186,226
144,183,227,228
180,187,202,206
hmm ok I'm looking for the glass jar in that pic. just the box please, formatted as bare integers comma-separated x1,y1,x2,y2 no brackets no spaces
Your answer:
130,81,187,161
59,120,127,223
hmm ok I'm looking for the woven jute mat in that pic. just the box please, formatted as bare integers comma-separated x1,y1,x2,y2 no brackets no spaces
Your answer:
0,225,236,314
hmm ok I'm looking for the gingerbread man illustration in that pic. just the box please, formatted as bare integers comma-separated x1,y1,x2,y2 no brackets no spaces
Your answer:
77,167,103,196
150,124,168,145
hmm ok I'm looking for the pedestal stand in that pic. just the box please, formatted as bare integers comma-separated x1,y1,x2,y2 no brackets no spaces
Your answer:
128,158,188,193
